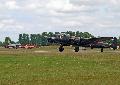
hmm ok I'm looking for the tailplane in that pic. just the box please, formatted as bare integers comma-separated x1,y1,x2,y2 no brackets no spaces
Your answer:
111,37,117,50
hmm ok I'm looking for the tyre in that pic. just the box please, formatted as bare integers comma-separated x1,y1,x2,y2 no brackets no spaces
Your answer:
59,47,64,52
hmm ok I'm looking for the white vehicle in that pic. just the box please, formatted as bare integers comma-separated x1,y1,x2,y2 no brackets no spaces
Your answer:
5,44,21,49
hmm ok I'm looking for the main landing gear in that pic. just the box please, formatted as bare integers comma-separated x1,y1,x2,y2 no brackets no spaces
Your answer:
74,46,79,52
58,46,105,53
59,45,64,52
101,48,103,52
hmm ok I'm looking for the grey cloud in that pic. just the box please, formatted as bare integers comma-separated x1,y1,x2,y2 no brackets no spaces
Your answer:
0,0,120,41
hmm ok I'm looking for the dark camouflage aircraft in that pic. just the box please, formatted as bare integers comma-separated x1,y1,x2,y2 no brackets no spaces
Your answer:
47,34,117,52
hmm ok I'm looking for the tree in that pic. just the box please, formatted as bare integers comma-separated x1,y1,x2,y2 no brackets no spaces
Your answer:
82,32,94,38
55,32,60,35
61,32,66,34
11,41,16,44
19,34,30,45
36,34,42,46
72,32,75,36
30,34,37,45
4,37,11,45
19,34,23,44
117,37,120,45
67,31,75,36
79,32,84,38
41,36,48,46
22,34,30,45
48,32,54,37
0,41,3,46
42,32,48,37
76,31,80,37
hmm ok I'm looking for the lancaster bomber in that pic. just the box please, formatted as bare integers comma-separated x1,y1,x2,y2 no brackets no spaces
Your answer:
47,34,117,52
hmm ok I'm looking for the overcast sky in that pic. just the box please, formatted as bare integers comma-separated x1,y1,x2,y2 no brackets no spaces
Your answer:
0,0,120,41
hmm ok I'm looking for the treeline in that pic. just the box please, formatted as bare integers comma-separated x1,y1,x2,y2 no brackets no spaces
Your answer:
0,31,94,46
18,31,94,46
0,31,120,46
19,34,48,46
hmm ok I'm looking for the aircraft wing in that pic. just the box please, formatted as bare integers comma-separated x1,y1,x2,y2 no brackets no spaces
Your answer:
88,37,114,44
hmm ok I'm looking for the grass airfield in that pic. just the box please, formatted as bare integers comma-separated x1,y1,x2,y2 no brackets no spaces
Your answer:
0,46,120,85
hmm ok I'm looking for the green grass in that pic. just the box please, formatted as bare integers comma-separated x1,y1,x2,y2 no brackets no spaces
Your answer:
0,47,120,85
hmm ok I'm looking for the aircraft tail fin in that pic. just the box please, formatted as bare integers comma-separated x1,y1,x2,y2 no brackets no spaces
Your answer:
111,37,117,50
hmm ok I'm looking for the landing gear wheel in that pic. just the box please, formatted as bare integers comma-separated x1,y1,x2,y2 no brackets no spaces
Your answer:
113,47,116,50
74,46,79,52
91,47,93,49
101,48,103,52
59,46,64,52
